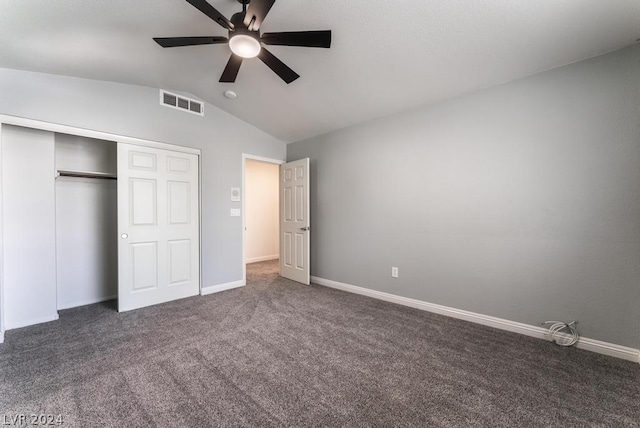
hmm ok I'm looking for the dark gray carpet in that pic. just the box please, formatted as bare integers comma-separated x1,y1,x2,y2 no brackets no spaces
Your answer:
1,260,639,427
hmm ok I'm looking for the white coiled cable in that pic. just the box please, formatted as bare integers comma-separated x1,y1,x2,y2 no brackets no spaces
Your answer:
542,320,579,347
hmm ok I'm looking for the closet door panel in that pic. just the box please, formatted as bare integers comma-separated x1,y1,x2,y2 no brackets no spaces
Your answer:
130,179,157,226
2,125,57,328
168,181,190,225
131,242,158,290
118,143,199,312
168,239,191,285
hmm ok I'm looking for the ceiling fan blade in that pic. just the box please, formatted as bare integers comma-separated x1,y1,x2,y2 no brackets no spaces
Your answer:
185,0,234,30
243,0,276,31
219,54,243,83
153,36,228,48
261,30,331,48
258,48,299,84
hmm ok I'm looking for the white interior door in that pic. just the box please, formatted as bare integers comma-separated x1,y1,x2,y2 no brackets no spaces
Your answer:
280,158,310,284
118,143,199,312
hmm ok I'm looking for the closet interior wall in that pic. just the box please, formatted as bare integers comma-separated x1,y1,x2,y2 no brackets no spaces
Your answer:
55,133,117,310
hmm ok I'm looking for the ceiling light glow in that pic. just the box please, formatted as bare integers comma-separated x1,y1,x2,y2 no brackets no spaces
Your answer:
229,34,261,58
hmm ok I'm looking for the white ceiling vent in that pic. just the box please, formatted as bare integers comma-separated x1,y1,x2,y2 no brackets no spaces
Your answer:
160,90,204,116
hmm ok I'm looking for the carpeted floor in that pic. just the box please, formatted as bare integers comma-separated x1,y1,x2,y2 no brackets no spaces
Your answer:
0,260,639,427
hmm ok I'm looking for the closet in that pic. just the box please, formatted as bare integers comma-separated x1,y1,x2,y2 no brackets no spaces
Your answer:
55,133,118,310
0,121,201,334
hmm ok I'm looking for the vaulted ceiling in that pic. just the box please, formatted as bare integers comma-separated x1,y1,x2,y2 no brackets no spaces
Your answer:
0,0,639,142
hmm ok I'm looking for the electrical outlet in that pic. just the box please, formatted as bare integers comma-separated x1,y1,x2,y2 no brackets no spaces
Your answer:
391,267,399,278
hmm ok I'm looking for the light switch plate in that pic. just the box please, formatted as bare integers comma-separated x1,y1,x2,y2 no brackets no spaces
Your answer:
230,208,241,217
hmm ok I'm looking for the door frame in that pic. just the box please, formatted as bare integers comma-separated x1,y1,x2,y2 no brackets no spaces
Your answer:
241,153,285,286
0,114,202,340
0,114,200,155
0,122,4,343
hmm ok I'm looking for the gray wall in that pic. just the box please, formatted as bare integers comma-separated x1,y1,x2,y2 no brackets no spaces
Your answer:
288,44,640,348
0,68,286,288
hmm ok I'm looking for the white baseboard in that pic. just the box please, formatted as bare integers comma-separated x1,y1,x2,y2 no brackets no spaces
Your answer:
201,280,246,296
246,255,279,264
5,313,59,331
311,276,640,364
57,295,117,310
0,330,4,344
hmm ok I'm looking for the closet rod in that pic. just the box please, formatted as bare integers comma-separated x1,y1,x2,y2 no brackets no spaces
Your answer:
56,170,117,180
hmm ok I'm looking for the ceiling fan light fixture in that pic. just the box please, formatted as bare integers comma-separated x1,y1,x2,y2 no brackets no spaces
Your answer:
229,34,261,58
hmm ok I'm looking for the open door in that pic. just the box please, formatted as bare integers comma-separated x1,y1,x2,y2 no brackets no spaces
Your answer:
118,143,200,312
280,158,310,285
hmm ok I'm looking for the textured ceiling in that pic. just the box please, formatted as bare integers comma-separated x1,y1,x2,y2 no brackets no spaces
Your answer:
0,0,639,142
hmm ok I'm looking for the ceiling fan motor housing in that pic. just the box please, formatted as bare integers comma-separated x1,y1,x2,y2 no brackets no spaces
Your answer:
230,11,260,43
228,12,261,58
232,12,257,30
230,12,247,29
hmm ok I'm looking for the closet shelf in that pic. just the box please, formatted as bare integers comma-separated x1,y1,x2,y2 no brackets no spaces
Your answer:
56,170,117,180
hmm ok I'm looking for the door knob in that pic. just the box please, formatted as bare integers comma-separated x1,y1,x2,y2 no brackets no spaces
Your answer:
121,233,128,239
300,227,310,231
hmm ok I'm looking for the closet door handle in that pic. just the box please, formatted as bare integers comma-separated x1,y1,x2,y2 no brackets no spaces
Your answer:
121,233,128,239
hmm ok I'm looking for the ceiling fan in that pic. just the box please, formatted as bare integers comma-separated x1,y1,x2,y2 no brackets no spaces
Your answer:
153,0,332,84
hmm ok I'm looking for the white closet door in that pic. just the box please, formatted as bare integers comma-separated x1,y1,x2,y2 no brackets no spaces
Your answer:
279,158,310,285
117,143,199,312
1,125,57,329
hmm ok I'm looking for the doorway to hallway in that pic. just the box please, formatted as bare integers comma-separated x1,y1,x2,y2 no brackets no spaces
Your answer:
242,155,283,285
